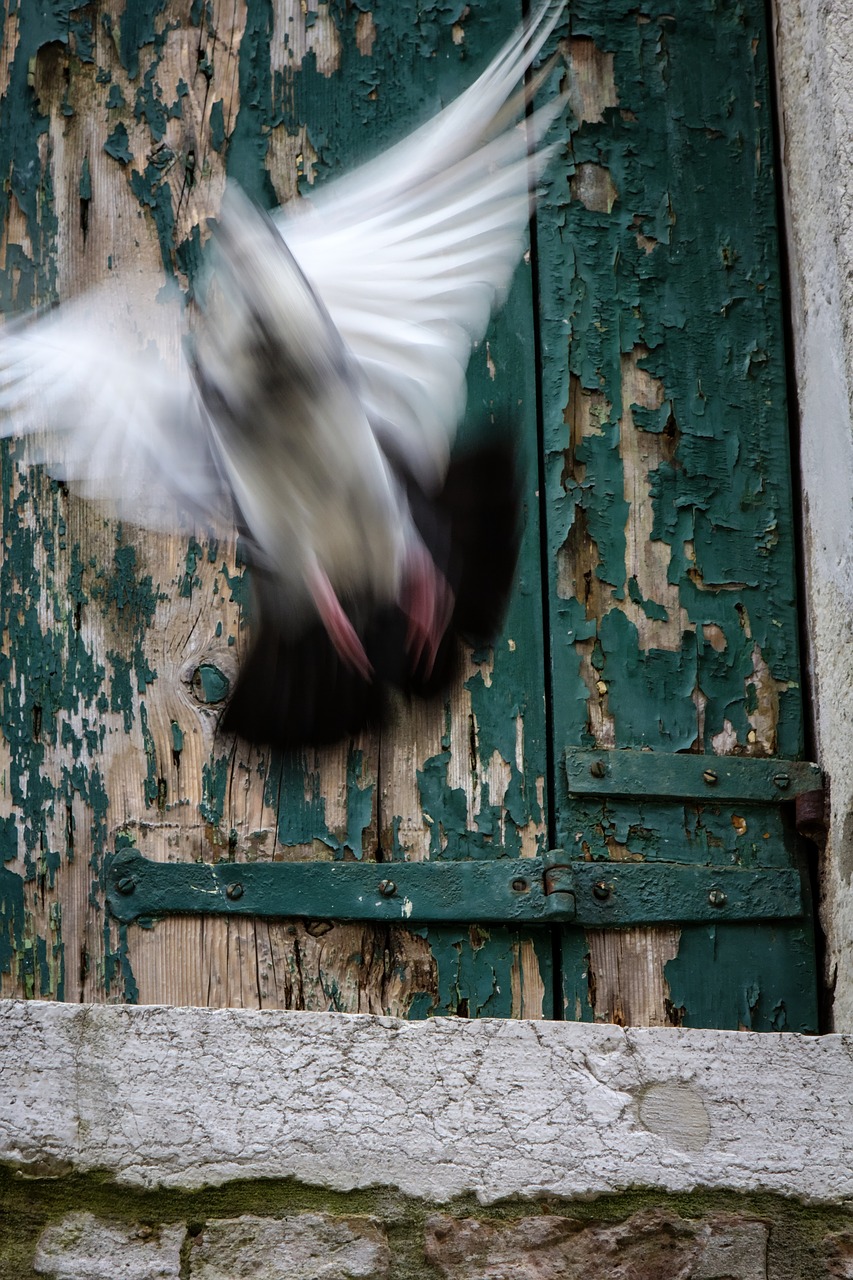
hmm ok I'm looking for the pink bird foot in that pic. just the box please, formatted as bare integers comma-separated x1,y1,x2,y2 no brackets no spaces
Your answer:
401,542,455,677
306,562,373,681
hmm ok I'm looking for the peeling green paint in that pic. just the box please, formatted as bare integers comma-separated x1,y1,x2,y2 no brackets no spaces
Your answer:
425,925,554,1018
200,753,229,829
105,83,125,110
179,536,204,598
116,0,169,81
0,866,24,979
139,703,159,808
192,663,229,706
226,0,278,207
209,98,225,152
664,921,817,1031
0,0,816,1023
343,750,374,860
103,122,132,165
0,0,173,995
542,3,802,757
534,0,816,1027
78,155,91,202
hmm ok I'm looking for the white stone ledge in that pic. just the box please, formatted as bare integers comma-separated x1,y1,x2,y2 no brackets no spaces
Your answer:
2,1000,852,1204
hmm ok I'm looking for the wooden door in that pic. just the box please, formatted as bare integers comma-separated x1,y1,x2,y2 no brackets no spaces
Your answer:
540,0,817,1029
0,0,819,1029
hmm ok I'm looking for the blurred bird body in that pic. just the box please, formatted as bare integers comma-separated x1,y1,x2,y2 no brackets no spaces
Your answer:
194,203,407,673
0,1,566,748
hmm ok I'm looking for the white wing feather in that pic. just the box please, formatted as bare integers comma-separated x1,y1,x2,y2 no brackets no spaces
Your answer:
0,287,232,532
0,2,565,532
278,0,566,482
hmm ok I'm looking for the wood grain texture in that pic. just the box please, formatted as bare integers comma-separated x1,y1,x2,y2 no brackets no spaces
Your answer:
0,0,818,1028
541,2,817,1031
0,0,551,1017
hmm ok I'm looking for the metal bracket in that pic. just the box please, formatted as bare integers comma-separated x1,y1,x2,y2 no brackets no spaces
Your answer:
565,749,822,804
105,849,804,927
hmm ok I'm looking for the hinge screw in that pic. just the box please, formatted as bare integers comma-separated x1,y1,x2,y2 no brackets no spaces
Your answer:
378,879,397,898
703,769,718,785
592,880,612,901
589,760,607,779
511,878,529,892
773,772,790,790
708,888,727,908
226,882,244,901
115,875,136,896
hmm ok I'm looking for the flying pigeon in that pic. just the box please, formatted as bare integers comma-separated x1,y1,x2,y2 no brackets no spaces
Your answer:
0,1,566,750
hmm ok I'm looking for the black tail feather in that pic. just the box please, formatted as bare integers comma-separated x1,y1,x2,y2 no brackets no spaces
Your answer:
222,434,522,750
439,437,522,644
221,614,390,750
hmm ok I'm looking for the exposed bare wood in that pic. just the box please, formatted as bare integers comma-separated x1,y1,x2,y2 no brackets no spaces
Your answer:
0,1,550,1017
587,927,682,1027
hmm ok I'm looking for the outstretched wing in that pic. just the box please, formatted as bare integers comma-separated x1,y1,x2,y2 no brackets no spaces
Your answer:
0,283,233,533
277,0,567,485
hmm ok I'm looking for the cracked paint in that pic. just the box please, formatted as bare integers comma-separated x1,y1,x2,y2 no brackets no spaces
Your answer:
0,0,552,1018
0,0,817,1027
540,2,816,1030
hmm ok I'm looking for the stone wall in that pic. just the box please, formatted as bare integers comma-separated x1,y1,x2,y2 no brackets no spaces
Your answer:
4,1002,853,1279
8,1191,853,1280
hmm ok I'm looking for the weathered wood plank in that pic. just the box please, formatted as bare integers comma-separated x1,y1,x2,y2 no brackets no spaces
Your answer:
0,0,553,1016
537,1,817,1029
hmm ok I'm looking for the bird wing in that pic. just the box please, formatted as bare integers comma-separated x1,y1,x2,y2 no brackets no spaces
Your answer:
277,0,567,487
0,4,565,541
0,283,234,534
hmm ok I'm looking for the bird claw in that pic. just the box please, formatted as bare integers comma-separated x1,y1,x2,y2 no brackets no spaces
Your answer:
402,544,454,677
307,563,373,681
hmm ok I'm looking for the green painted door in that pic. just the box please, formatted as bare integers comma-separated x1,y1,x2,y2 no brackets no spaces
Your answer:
539,1,817,1029
0,0,817,1028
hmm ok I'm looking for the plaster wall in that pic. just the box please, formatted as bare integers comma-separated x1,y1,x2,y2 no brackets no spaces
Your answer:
773,0,853,1026
2,1001,851,1200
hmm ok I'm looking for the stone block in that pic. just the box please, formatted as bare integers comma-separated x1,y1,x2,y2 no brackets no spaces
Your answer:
185,1212,391,1279
824,1230,853,1278
423,1209,769,1280
33,1212,185,1280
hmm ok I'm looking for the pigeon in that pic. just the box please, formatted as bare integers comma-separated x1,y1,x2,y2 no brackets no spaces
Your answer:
0,1,566,750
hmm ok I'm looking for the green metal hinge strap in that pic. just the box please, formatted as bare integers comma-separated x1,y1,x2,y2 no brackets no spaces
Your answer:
105,849,805,927
565,749,822,803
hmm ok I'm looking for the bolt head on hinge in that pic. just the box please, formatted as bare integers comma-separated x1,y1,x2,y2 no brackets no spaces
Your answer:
226,882,244,901
708,887,728,908
115,875,136,896
378,879,397,898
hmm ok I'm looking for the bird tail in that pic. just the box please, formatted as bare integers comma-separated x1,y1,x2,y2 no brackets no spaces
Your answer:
221,435,522,750
220,577,391,750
